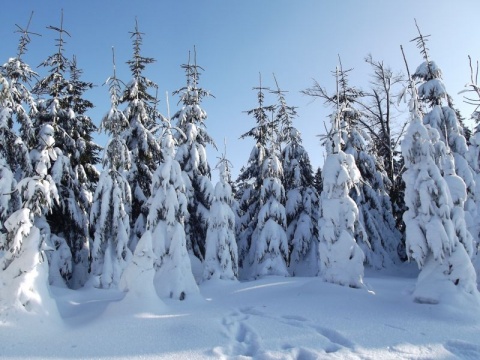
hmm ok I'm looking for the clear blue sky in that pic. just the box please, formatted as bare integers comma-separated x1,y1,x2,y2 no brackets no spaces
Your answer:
1,1,479,180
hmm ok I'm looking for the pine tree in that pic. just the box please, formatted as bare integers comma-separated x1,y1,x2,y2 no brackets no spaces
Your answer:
0,15,38,239
32,12,92,288
462,56,480,282
272,78,319,276
249,152,289,279
310,67,365,288
411,22,477,249
90,49,132,289
119,20,162,252
0,120,61,319
236,76,275,278
172,49,215,262
0,12,38,147
141,118,198,300
401,55,478,304
67,55,102,191
203,147,238,281
313,167,323,195
305,62,402,268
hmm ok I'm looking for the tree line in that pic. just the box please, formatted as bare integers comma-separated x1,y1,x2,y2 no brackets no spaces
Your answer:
1,14,479,316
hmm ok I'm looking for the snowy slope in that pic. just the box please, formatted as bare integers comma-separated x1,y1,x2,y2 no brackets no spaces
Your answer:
1,265,480,360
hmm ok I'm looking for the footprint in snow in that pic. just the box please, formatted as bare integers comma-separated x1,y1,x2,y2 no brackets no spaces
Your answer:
217,309,262,359
444,340,480,360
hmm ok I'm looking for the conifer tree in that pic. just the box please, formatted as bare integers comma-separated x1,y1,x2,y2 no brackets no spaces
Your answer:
305,63,401,268
0,118,61,318
67,55,102,191
0,75,23,255
32,12,93,288
309,67,365,288
90,49,132,289
411,22,477,248
249,151,289,279
0,12,38,147
401,53,478,304
272,78,319,276
141,115,198,300
172,49,215,262
317,114,365,287
458,56,480,282
313,167,323,195
236,77,275,278
0,15,37,237
203,146,238,281
119,20,162,252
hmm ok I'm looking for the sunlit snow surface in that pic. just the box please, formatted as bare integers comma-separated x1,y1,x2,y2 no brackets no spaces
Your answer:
1,264,480,359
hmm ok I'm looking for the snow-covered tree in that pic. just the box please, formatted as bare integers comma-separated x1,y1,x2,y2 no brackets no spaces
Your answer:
236,78,275,277
311,66,365,288
0,122,61,319
0,16,38,239
141,119,198,300
411,24,477,247
249,152,289,279
0,12,38,147
172,49,215,262
119,20,163,252
203,149,238,281
0,77,25,242
313,167,323,195
305,62,401,268
32,13,93,288
402,57,478,304
90,50,132,289
458,55,480,283
317,121,365,287
66,55,102,191
272,79,319,276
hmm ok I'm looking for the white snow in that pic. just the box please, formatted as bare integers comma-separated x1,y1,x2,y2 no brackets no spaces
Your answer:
1,265,480,359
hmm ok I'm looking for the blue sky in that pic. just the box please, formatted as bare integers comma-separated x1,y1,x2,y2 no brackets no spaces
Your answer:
1,1,479,180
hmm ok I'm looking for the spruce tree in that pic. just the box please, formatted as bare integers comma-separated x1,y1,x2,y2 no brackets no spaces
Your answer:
317,107,365,288
236,77,275,278
90,50,132,289
0,119,61,319
32,12,93,288
411,23,477,248
119,20,162,252
313,167,323,195
203,148,238,281
401,58,478,304
172,49,215,262
66,55,101,191
141,119,198,300
272,78,319,276
463,56,480,282
0,15,37,238
305,62,402,268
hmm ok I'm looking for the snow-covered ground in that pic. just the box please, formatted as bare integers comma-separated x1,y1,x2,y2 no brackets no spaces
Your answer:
1,264,480,360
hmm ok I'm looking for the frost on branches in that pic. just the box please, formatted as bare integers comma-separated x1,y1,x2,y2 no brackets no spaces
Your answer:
140,126,198,300
402,82,478,305
318,115,365,289
203,153,238,281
